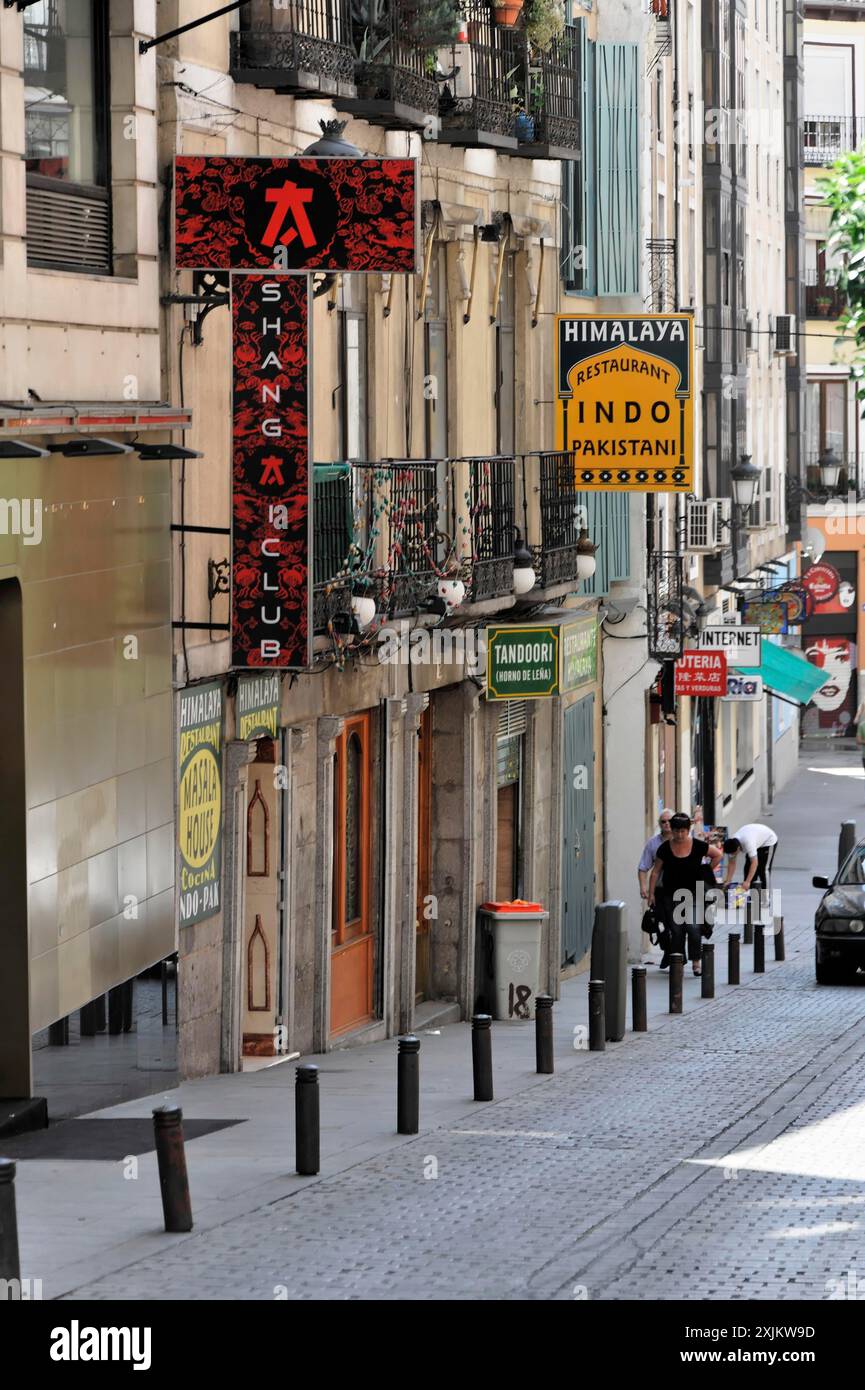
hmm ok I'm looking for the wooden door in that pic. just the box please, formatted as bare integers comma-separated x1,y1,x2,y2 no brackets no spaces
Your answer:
242,739,280,1055
562,695,595,967
415,706,433,1001
331,713,374,1036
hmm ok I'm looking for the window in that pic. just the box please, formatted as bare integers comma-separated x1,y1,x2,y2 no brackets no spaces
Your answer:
495,251,516,456
807,379,849,459
337,277,368,462
24,0,112,273
424,244,448,460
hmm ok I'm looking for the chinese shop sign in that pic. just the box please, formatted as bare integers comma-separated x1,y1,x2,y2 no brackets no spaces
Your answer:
178,683,223,927
675,651,728,698
173,156,418,670
237,672,281,741
555,314,694,492
560,617,598,693
486,626,560,699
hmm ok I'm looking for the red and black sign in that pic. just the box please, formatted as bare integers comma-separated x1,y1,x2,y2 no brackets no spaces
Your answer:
175,156,417,273
675,650,728,698
232,275,308,669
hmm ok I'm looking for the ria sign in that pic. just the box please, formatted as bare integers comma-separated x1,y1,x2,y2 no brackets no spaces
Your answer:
173,155,418,668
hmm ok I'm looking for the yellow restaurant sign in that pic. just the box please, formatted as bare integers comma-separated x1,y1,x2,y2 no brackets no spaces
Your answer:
555,314,694,492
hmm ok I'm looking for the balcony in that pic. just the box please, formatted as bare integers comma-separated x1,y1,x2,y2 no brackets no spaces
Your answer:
230,0,356,97
802,115,865,166
374,462,440,616
646,239,676,313
460,457,516,602
805,280,847,320
533,453,583,589
805,451,865,497
438,11,580,159
334,0,441,133
313,464,355,634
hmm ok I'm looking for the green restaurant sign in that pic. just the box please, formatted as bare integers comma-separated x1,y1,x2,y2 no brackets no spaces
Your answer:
560,617,598,693
487,625,560,699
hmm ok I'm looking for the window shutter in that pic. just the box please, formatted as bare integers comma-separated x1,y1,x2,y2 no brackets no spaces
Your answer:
596,42,640,296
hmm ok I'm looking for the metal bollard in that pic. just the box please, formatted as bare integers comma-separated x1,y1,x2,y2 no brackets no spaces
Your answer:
774,915,786,963
631,966,648,1033
152,1106,193,1233
839,819,857,873
754,922,765,973
108,985,124,1035
472,1015,494,1101
589,980,606,1051
701,943,715,999
744,892,754,946
535,994,554,1075
669,955,684,1014
728,932,741,985
397,1035,420,1134
49,1016,69,1046
0,1159,21,1284
295,1065,320,1174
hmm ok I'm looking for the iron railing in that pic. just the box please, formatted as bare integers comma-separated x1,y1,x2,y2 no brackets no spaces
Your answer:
313,463,356,632
805,281,847,319
521,24,580,156
647,550,685,660
805,450,865,497
231,0,356,93
802,115,865,165
439,2,519,145
533,452,582,589
646,238,676,313
461,456,516,601
338,0,440,126
377,461,440,616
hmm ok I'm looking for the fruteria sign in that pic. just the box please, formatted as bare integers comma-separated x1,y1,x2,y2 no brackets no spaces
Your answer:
178,683,223,927
555,314,694,492
675,651,728,698
486,626,560,700
722,672,764,702
560,617,597,693
699,624,762,668
237,672,281,741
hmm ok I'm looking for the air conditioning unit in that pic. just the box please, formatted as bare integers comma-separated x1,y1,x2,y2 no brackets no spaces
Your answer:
685,498,732,553
774,314,797,354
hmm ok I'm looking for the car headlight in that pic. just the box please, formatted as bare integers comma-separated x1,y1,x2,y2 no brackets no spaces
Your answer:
850,920,865,934
823,919,850,933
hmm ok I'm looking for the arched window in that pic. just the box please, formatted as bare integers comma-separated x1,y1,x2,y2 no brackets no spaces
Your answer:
246,779,269,877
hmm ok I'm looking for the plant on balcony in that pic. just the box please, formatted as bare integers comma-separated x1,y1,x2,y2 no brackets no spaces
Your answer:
506,65,534,141
525,0,565,53
493,0,525,27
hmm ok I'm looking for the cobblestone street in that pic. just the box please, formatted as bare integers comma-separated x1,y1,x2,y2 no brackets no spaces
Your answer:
10,752,862,1302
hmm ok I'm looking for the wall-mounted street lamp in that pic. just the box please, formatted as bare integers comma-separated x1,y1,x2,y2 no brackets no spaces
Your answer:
817,446,842,492
729,454,761,513
513,530,537,596
576,527,599,581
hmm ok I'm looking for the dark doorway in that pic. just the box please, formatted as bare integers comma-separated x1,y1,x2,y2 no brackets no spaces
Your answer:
0,578,29,1099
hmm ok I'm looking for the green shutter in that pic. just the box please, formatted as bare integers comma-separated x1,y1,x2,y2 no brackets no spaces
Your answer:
575,491,631,597
596,41,640,296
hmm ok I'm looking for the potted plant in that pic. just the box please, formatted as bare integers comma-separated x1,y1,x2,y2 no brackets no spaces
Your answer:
494,0,525,28
525,0,565,52
507,67,534,141
815,293,833,315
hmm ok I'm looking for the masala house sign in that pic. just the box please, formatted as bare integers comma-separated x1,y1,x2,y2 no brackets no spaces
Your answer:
178,683,223,928
555,314,694,492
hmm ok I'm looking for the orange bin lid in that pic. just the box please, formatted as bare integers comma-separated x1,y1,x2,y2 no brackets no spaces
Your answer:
480,899,544,913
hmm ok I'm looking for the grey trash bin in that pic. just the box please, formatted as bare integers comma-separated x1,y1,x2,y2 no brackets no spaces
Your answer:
478,900,549,1020
590,901,628,1042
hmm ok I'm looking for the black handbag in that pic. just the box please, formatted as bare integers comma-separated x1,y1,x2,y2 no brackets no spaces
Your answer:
641,905,661,945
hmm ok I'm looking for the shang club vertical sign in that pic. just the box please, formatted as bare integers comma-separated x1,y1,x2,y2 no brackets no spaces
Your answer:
555,314,694,492
178,683,223,927
232,274,309,667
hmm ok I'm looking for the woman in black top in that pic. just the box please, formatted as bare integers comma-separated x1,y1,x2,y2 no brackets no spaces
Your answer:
648,813,723,975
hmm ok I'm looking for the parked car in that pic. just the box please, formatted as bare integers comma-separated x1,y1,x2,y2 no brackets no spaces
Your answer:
813,839,865,983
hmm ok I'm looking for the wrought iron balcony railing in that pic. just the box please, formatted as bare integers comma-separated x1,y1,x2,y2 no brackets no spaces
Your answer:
648,551,685,661
646,238,676,313
313,463,356,633
334,0,441,132
805,451,865,497
375,461,441,616
460,456,516,602
804,281,848,320
802,115,865,165
230,0,356,97
533,452,583,589
438,12,580,158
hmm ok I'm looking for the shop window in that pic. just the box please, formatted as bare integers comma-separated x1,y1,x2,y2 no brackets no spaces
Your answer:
24,0,112,274
337,277,368,462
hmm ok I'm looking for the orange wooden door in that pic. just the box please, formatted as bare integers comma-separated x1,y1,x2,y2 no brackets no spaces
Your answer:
330,713,374,1037
415,706,433,1001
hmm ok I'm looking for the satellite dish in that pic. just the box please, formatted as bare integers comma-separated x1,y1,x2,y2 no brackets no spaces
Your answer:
802,526,826,564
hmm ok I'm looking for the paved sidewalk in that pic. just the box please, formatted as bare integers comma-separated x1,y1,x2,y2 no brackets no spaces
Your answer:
10,749,865,1300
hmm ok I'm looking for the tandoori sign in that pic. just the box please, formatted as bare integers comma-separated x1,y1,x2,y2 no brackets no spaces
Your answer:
237,672,281,741
560,617,598,693
675,651,728,698
555,314,694,492
178,683,223,927
486,626,560,700
172,155,418,671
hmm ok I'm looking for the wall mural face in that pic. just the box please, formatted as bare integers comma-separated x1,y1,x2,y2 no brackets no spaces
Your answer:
804,637,857,736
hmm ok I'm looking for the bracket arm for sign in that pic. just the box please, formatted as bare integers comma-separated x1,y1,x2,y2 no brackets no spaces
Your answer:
138,0,246,54
462,227,480,326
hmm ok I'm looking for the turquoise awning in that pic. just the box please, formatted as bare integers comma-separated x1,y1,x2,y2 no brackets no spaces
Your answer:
733,642,826,705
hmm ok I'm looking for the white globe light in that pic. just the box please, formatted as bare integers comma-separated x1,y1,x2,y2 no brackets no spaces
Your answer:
576,553,597,580
438,577,465,609
351,594,376,630
513,565,537,596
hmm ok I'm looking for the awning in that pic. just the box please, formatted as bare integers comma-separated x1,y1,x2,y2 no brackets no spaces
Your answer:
733,642,826,705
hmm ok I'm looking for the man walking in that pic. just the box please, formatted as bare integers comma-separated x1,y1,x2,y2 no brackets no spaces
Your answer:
639,809,673,965
722,823,778,892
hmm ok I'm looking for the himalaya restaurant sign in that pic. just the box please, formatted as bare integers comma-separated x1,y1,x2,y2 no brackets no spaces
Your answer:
237,672,281,741
555,314,694,493
178,683,223,927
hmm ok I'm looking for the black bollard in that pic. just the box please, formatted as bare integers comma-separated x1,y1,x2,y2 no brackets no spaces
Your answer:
589,980,606,1051
701,943,715,999
0,1159,21,1284
754,921,765,973
80,1001,97,1038
535,994,554,1075
631,966,648,1033
295,1065,320,1174
774,915,786,963
669,954,684,1014
49,1016,69,1046
152,1106,193,1233
94,993,106,1032
472,1015,494,1101
108,985,124,1035
397,1035,420,1134
728,932,741,985
744,892,754,946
